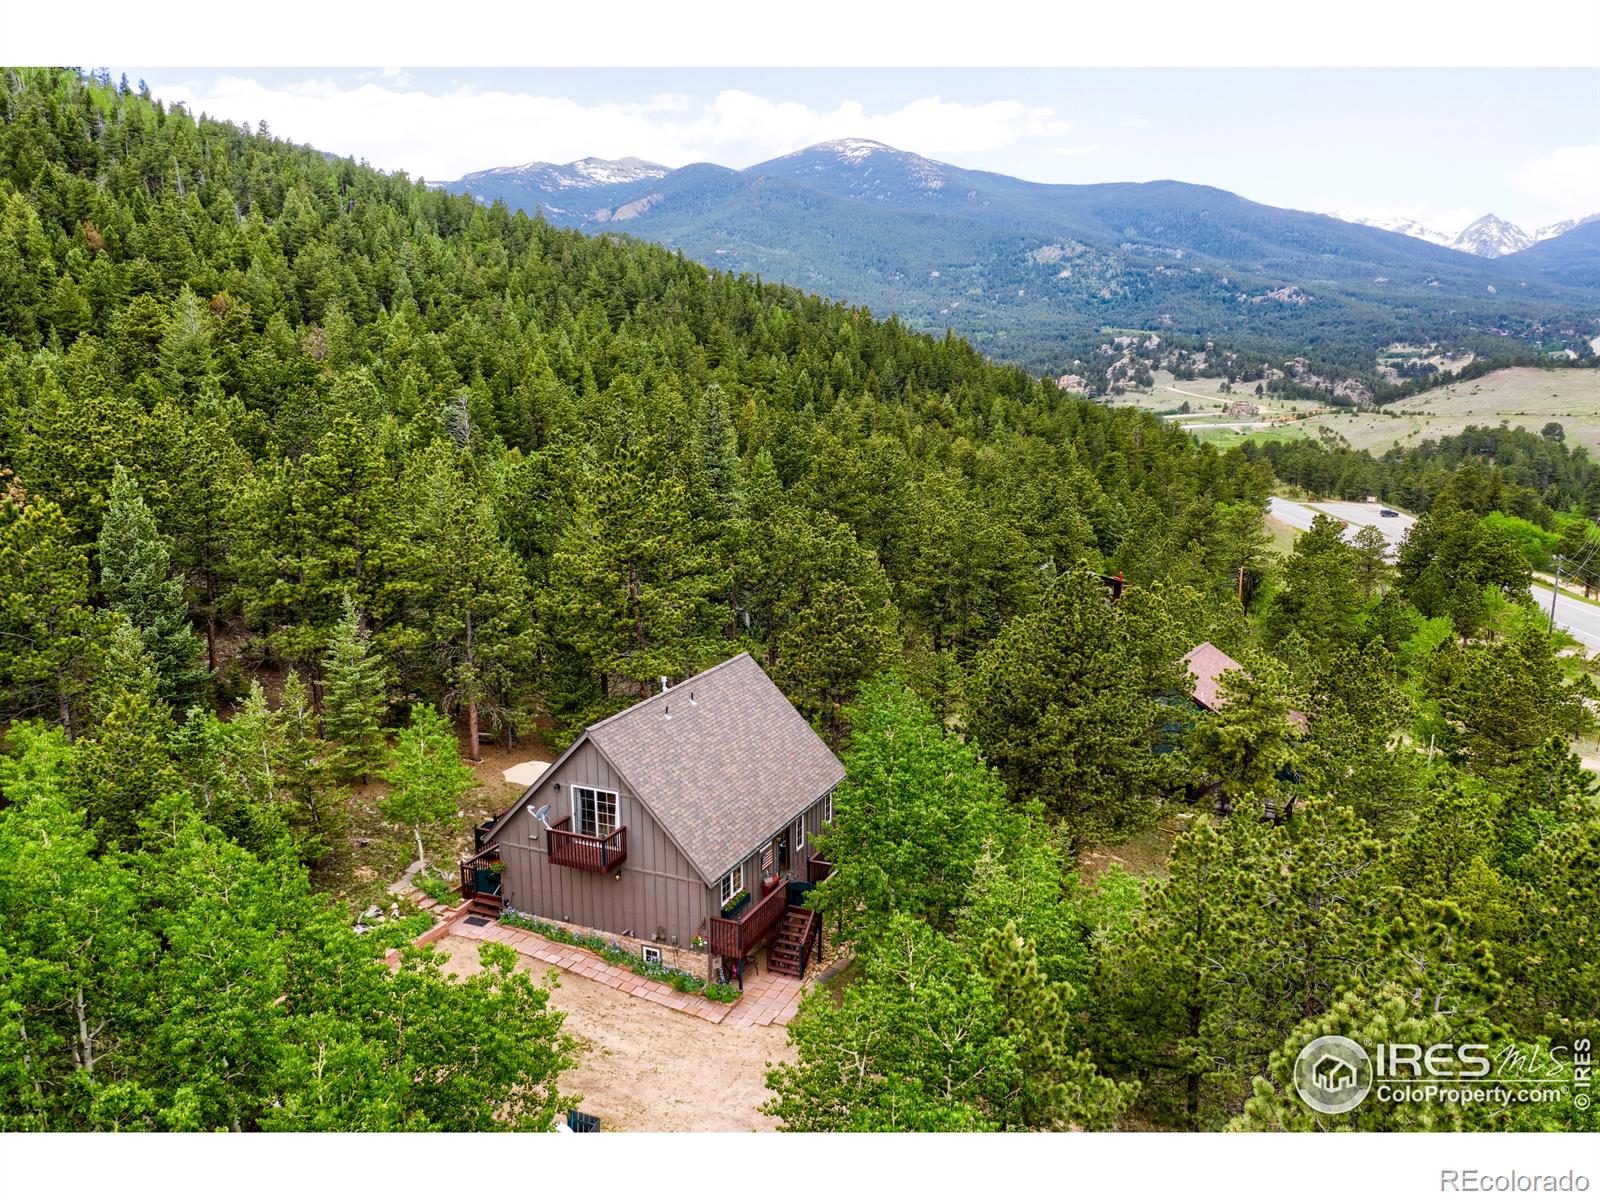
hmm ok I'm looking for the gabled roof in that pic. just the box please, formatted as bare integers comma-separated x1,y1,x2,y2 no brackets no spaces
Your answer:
489,654,845,885
1181,641,1242,713
1181,641,1309,733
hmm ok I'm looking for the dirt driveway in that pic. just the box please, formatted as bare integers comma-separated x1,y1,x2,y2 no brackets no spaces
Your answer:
432,934,793,1131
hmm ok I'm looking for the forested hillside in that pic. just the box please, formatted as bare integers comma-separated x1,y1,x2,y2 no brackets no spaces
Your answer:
443,140,1600,378
0,69,1595,1133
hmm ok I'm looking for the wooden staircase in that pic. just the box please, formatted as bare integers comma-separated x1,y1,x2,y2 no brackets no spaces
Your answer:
766,907,818,979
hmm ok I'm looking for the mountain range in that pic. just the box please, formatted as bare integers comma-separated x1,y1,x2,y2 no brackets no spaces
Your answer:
437,140,1600,375
1333,210,1599,258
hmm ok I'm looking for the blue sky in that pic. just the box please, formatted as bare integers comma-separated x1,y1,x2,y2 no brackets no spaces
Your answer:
142,68,1600,231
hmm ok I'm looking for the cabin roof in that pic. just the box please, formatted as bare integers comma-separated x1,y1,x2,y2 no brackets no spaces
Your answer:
1181,641,1309,733
1182,641,1242,713
487,654,844,884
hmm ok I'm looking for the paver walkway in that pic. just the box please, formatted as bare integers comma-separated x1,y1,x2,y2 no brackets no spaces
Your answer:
445,913,804,1026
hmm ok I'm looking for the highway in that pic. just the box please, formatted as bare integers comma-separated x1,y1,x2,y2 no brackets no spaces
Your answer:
1531,578,1600,650
1268,496,1600,650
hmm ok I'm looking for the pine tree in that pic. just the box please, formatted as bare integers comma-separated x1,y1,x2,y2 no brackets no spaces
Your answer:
276,670,341,864
546,445,716,712
97,465,209,709
320,594,389,782
408,451,534,761
381,705,477,873
1187,653,1301,817
967,570,1178,845
0,498,107,737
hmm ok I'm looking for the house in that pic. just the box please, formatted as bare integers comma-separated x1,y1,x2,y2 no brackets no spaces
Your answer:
462,653,844,983
1181,642,1308,733
1224,399,1260,419
1179,642,1307,822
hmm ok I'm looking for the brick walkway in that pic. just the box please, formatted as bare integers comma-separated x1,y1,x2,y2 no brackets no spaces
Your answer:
445,914,804,1027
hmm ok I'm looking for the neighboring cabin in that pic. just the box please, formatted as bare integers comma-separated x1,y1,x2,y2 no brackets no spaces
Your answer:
464,653,844,984
1180,641,1307,822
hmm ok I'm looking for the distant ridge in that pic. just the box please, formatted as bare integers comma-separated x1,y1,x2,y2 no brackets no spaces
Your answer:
436,141,1600,373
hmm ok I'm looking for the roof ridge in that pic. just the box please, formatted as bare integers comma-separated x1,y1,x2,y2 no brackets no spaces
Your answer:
583,651,755,736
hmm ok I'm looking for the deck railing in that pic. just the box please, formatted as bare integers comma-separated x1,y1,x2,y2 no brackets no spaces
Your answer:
706,882,789,960
459,844,503,901
796,907,823,976
805,854,834,884
546,816,628,873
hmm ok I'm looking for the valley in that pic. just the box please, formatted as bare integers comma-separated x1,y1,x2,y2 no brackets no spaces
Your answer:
1111,365,1600,456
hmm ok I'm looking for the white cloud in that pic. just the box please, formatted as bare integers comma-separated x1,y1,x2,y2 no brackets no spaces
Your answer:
1508,144,1600,223
151,75,1073,180
1121,116,1153,128
1051,145,1098,157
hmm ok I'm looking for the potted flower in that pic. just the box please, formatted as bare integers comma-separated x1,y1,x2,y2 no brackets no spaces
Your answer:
721,890,750,917
690,934,707,950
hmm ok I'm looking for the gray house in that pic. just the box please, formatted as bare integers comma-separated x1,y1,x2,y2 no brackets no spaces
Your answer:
464,653,844,982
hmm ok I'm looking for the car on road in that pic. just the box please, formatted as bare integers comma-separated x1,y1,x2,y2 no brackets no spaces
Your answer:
1379,508,1399,517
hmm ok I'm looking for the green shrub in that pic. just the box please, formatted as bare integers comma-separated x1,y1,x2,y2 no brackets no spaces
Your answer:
703,982,741,1004
366,910,436,950
415,873,456,905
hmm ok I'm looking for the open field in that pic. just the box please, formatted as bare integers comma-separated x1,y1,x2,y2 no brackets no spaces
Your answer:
1114,367,1600,457
1112,371,1331,426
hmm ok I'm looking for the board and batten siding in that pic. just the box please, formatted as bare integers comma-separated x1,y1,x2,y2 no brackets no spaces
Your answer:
709,791,835,914
498,737,711,947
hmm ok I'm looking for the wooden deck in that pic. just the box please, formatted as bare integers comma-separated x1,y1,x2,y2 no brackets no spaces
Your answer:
707,883,789,960
546,816,628,873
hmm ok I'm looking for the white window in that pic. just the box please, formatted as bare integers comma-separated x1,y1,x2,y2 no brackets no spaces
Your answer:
824,793,834,824
794,817,805,851
641,945,662,965
720,864,744,906
572,786,618,838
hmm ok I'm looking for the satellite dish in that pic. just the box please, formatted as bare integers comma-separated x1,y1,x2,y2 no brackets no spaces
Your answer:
533,804,552,829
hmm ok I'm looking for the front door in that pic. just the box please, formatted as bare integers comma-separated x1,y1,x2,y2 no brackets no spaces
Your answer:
774,830,791,875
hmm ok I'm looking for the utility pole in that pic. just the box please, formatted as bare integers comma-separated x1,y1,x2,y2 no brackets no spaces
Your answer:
1549,554,1562,633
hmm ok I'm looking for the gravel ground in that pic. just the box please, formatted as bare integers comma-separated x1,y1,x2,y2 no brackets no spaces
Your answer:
431,934,793,1131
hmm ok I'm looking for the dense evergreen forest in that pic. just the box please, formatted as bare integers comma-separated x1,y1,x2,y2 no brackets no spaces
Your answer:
0,69,1594,1132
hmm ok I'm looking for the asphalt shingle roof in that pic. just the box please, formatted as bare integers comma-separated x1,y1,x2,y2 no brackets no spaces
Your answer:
1181,641,1242,713
584,653,845,883
1181,641,1309,733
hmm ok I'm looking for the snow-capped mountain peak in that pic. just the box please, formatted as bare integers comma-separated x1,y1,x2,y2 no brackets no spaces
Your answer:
1327,208,1597,258
564,157,669,186
473,157,667,189
1332,212,1453,247
771,138,950,198
819,138,895,160
1533,213,1600,241
1449,213,1534,258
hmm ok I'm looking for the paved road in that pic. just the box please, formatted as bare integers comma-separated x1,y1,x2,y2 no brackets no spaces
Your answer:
1531,579,1600,650
1306,500,1416,547
1267,497,1414,550
1269,496,1600,649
